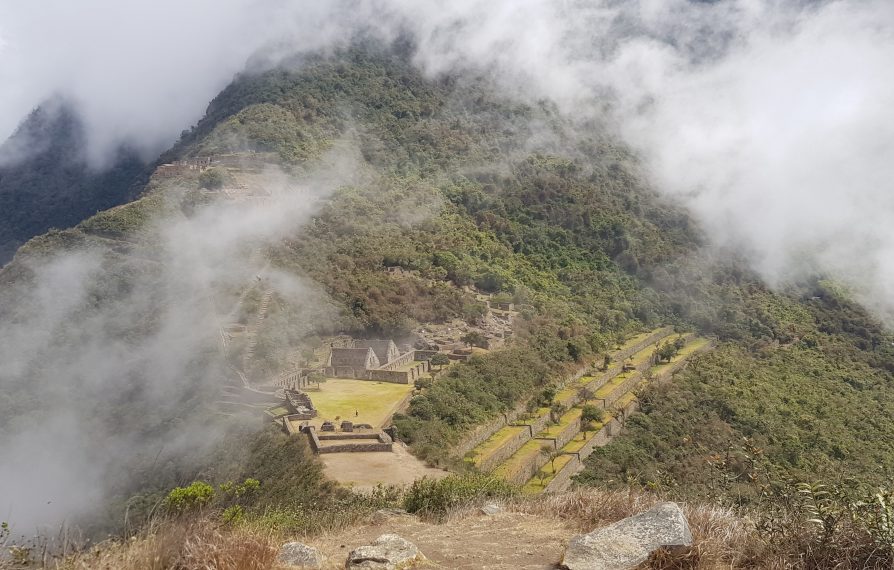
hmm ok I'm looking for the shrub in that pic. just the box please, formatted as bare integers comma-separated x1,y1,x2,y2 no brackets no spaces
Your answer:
403,474,517,519
164,481,215,515
198,167,227,189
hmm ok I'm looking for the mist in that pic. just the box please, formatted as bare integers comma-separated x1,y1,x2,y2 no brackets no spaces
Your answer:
2,0,894,534
4,0,893,308
0,154,358,533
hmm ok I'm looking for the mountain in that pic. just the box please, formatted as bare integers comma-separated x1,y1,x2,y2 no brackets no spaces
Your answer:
1,42,893,567
0,103,148,265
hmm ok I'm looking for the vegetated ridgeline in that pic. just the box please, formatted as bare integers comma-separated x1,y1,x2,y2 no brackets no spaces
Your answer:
2,42,894,569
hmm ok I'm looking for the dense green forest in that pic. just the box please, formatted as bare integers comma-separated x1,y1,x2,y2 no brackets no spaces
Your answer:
0,104,148,264
2,42,893,541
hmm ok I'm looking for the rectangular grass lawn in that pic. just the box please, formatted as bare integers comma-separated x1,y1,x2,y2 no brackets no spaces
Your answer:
308,378,414,428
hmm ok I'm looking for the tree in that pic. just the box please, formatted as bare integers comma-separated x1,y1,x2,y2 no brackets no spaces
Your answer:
550,402,567,424
577,386,594,403
198,167,227,189
537,387,557,408
602,354,611,371
307,370,325,389
430,353,450,370
540,443,555,471
580,404,604,440
540,443,562,473
657,341,679,363
461,331,486,348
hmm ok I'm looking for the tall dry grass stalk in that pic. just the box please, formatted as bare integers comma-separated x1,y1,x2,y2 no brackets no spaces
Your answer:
49,518,279,570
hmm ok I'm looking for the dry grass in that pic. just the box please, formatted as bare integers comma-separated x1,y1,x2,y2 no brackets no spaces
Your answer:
443,488,761,569
49,519,279,570
17,487,894,569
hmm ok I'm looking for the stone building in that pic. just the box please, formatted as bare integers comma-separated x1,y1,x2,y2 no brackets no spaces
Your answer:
325,339,430,384
329,347,381,377
355,340,400,365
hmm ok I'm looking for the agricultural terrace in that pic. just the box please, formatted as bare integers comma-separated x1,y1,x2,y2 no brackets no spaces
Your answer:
299,379,414,429
650,337,711,377
523,453,576,493
468,425,529,467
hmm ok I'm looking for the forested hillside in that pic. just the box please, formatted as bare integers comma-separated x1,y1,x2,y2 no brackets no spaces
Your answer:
0,104,147,264
2,42,893,549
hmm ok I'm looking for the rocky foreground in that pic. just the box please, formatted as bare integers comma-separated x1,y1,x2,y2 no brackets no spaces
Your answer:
273,498,721,570
49,489,758,570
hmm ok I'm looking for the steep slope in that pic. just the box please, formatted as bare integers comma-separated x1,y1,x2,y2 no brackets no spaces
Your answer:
1,42,893,540
0,104,148,265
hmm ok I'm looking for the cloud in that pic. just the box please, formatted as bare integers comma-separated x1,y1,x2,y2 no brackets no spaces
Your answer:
3,0,894,532
386,0,894,317
0,1,364,166
0,154,356,532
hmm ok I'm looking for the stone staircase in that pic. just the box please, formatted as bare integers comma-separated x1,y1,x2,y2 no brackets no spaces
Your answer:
242,288,274,369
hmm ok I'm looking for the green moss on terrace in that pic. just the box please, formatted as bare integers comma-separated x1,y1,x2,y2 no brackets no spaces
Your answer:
593,372,634,400
615,330,657,352
492,438,547,478
561,419,610,454
466,425,528,466
536,408,582,439
613,391,639,411
522,453,576,493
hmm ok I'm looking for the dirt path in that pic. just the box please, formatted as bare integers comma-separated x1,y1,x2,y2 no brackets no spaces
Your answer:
308,510,573,569
320,443,449,490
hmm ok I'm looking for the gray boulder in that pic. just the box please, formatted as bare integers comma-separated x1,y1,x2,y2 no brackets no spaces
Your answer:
480,503,503,516
346,534,425,569
561,502,692,570
277,541,323,568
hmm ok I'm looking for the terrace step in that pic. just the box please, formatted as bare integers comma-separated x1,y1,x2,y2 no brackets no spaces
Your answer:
466,332,679,473
486,336,714,491
454,327,675,463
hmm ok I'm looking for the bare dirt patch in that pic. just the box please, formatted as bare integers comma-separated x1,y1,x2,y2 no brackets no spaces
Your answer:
320,442,449,490
307,510,572,569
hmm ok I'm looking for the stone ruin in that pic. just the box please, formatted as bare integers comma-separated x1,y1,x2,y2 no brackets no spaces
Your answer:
325,338,431,384
155,156,213,177
284,389,317,420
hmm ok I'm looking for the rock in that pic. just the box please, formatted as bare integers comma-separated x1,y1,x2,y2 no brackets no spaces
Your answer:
346,534,425,569
277,541,323,569
480,503,503,516
561,502,692,570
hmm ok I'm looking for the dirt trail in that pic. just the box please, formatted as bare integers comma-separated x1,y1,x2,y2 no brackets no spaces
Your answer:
308,510,573,569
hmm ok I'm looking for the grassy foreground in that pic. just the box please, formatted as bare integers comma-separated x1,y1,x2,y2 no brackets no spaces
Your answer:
15,477,894,569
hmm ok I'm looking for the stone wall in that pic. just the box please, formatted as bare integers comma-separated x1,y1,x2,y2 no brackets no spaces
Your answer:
544,455,582,493
367,369,412,384
413,350,440,361
318,432,383,440
450,328,682,461
596,371,643,410
317,440,393,453
538,413,582,451
542,416,623,493
556,366,622,408
454,410,522,459
478,425,533,473
504,447,550,486
377,351,415,371
615,327,673,362
305,427,394,453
